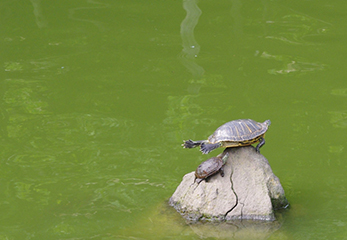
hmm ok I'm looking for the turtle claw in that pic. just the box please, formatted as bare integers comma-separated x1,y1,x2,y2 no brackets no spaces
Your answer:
182,139,195,148
183,139,205,149
200,144,209,154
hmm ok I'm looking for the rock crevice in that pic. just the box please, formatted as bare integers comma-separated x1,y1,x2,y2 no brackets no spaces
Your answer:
224,164,238,218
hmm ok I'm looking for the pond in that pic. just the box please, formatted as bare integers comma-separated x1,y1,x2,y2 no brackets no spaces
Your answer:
1,0,347,239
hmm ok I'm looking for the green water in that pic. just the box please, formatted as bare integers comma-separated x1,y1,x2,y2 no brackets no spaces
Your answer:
1,0,347,239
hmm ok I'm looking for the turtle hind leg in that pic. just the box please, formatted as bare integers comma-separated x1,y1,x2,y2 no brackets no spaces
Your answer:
255,137,265,153
200,142,221,154
220,166,225,177
182,139,205,149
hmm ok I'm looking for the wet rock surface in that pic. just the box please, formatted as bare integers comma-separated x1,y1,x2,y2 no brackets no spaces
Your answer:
169,146,288,222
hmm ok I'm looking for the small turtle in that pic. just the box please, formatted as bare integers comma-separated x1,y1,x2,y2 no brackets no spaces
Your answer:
183,119,271,154
195,153,229,184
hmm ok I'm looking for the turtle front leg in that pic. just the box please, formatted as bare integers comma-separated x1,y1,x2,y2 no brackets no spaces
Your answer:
182,139,205,149
200,142,222,154
255,137,265,153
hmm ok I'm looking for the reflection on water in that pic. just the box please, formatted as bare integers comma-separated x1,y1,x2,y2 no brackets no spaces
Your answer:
30,0,48,28
230,0,243,39
330,88,347,129
260,51,327,75
329,110,347,128
331,88,347,97
328,145,344,154
180,0,204,80
30,0,112,31
164,0,206,143
120,201,286,240
166,0,232,143
3,79,48,115
68,0,110,31
189,220,283,239
263,10,332,45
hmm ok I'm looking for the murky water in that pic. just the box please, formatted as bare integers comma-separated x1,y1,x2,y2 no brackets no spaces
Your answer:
1,0,347,239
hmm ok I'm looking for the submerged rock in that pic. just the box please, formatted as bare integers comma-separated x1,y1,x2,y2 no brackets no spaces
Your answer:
169,146,288,222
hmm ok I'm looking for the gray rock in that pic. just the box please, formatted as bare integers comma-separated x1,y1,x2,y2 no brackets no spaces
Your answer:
169,146,288,222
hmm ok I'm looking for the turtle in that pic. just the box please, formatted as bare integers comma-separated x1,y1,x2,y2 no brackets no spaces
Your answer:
183,119,271,154
194,153,229,184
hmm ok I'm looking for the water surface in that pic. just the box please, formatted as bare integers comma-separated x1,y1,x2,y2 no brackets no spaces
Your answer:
1,0,347,239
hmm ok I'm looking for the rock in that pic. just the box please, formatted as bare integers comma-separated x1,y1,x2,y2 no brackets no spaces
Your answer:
169,146,288,222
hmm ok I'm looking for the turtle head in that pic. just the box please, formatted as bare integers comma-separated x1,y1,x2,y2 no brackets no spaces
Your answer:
221,152,229,164
264,119,271,126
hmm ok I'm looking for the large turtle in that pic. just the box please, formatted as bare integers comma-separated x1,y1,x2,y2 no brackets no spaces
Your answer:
183,119,271,154
195,153,229,184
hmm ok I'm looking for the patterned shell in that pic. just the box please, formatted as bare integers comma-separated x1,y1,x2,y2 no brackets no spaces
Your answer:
195,157,223,178
208,119,271,143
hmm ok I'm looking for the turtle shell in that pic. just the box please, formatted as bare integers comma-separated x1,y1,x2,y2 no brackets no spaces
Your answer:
208,119,271,144
195,157,223,180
